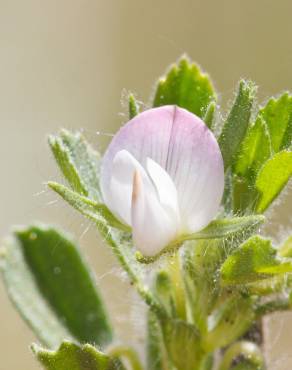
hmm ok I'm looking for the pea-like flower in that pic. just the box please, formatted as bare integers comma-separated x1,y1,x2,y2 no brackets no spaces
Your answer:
101,106,224,257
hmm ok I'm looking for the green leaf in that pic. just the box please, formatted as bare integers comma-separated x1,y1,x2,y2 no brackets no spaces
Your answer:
1,225,113,348
221,236,292,285
203,100,216,129
231,116,271,214
255,150,292,212
32,341,123,370
48,181,130,232
231,93,292,213
233,116,271,181
49,184,165,319
218,80,256,170
0,234,71,348
234,93,292,180
128,93,140,119
49,130,101,201
153,57,216,120
259,93,292,152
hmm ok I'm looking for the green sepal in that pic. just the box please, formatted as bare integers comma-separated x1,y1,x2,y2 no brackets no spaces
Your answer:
48,181,130,232
153,56,216,120
221,236,292,285
1,225,112,348
219,80,256,170
255,150,292,213
49,129,102,201
180,215,265,242
32,341,124,370
136,215,265,264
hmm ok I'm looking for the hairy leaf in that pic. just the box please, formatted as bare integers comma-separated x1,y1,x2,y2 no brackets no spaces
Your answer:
221,236,292,285
219,80,256,170
48,182,130,232
1,234,71,348
49,130,101,201
231,93,292,213
32,341,123,370
255,150,292,212
233,116,271,181
259,93,292,152
153,57,216,120
48,184,164,318
1,225,112,347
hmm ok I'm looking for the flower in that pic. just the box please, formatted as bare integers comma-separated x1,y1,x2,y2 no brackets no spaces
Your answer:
101,105,224,257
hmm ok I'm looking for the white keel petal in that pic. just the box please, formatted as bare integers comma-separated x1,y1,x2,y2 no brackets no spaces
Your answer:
146,157,179,219
131,170,177,257
106,150,150,224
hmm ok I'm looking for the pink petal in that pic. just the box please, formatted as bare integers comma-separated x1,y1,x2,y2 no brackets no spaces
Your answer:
101,105,224,234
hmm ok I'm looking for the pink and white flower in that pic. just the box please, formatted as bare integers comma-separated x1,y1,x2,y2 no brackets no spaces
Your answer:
101,106,224,257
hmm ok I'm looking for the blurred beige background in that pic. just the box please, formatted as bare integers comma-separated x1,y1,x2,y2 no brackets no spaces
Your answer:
0,1,291,369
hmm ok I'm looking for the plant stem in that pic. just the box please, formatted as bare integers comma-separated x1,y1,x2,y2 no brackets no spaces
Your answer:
167,252,186,320
108,345,144,370
99,227,167,318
